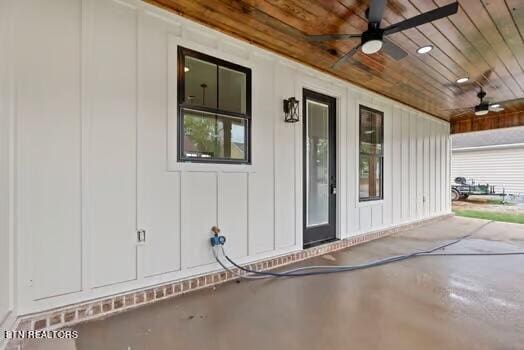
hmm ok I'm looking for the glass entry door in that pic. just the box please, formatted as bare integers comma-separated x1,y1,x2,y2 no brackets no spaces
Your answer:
303,89,336,247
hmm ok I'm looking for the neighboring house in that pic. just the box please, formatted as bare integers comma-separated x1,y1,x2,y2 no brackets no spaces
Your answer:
452,127,524,196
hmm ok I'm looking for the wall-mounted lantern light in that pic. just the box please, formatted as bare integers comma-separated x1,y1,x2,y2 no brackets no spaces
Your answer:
283,97,300,123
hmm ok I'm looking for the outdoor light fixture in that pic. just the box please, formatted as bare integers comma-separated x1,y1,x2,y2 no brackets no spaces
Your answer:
283,97,300,123
417,45,433,54
456,77,469,83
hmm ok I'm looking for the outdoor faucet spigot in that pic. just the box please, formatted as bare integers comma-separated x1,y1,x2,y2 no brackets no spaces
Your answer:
210,226,226,247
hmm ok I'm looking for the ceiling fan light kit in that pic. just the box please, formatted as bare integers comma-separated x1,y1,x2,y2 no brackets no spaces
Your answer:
362,39,383,54
361,24,384,54
474,107,489,116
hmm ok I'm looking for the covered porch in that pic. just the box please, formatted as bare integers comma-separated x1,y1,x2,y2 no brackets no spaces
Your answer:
1,0,524,349
22,216,524,350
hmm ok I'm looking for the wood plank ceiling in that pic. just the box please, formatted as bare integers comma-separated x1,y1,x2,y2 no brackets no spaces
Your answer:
146,0,524,126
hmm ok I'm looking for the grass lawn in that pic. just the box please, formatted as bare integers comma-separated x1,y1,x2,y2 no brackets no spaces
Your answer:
453,209,524,224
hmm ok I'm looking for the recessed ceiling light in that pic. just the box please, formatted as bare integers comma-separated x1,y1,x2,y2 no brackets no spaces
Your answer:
417,45,433,54
456,77,469,84
184,67,190,72
490,103,500,108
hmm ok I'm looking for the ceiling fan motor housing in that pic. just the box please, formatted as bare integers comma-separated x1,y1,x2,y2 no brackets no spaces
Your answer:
361,28,384,54
362,27,383,43
474,103,489,116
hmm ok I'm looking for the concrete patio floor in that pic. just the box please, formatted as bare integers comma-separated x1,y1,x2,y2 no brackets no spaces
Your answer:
24,216,524,350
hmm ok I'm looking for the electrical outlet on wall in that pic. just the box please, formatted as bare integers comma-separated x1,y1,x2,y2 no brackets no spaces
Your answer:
137,230,146,243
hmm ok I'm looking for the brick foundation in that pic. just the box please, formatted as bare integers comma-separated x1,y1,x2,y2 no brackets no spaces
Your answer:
5,214,452,349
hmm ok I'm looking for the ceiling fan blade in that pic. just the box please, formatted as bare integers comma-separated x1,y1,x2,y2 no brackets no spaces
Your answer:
454,109,474,117
305,34,361,42
445,107,474,118
443,106,474,113
382,38,408,60
490,97,524,106
332,44,362,69
489,106,505,112
383,2,459,36
367,0,387,23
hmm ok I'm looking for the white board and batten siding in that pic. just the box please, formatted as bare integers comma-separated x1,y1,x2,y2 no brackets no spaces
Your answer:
0,0,15,332
452,146,524,195
2,0,451,315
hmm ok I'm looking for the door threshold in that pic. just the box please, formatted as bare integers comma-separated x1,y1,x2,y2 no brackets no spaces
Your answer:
303,237,339,250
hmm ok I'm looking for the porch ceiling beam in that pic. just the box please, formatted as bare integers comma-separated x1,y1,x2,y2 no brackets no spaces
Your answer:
451,110,524,134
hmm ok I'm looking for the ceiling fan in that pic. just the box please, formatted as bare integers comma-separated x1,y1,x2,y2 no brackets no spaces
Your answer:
306,0,459,68
447,88,512,116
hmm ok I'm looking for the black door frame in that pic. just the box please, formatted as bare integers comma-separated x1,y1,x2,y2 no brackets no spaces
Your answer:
303,89,337,248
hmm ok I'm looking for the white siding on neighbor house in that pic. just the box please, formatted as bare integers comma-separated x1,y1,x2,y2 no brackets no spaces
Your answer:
4,0,451,315
452,146,524,195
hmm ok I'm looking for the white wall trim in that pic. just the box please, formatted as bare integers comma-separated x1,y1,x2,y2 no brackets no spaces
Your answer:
166,35,256,173
295,75,348,241
353,100,388,208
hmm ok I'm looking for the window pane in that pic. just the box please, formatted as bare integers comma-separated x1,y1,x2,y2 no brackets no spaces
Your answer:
184,56,217,109
306,100,329,227
359,155,369,199
359,106,383,201
359,155,382,200
360,108,383,155
219,66,246,114
182,109,246,161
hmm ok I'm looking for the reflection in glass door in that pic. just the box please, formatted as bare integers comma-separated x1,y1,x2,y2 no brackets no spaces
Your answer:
303,89,336,247
306,100,329,227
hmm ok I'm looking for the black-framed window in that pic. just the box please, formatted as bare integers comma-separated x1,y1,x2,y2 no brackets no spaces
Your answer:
359,105,384,201
177,47,252,163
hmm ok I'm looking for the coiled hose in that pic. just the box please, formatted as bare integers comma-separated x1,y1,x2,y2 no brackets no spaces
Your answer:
212,221,524,280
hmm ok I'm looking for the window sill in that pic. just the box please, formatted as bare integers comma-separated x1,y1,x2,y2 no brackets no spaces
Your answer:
178,158,251,165
356,199,384,208
167,161,254,173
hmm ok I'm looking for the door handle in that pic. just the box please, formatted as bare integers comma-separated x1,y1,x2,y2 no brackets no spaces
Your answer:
330,184,337,194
